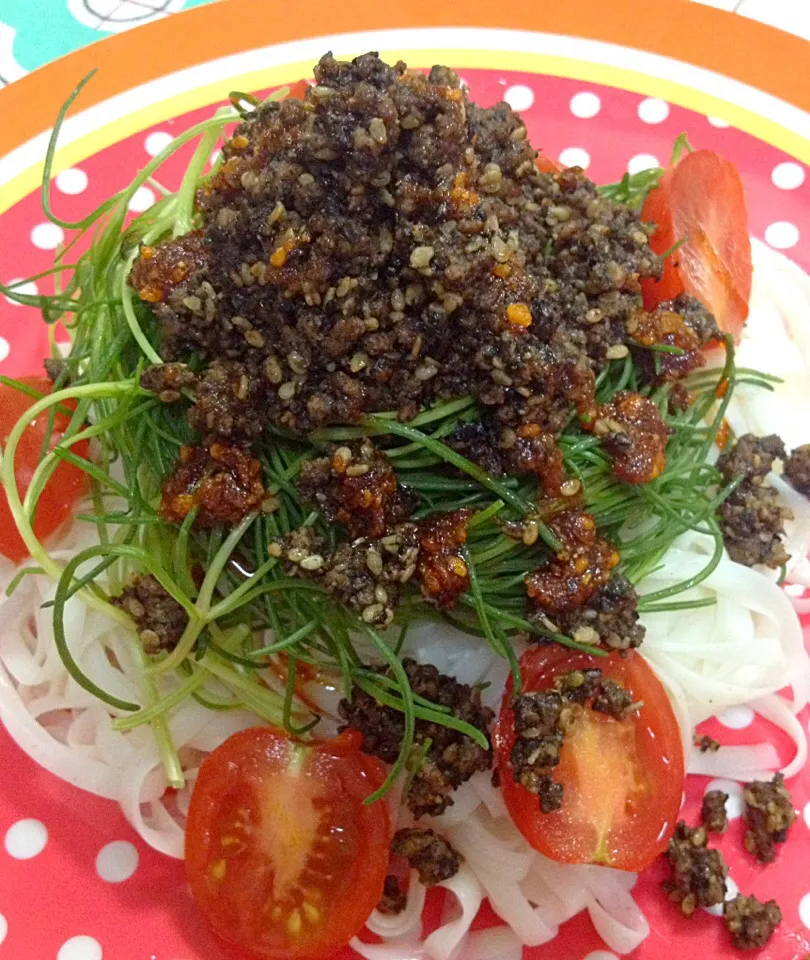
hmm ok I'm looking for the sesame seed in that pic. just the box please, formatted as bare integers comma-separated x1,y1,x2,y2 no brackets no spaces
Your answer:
409,246,435,269
606,344,629,360
300,554,324,571
278,381,296,400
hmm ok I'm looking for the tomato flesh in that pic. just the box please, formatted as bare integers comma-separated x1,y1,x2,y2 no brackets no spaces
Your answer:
641,149,752,338
186,728,391,960
494,646,684,871
0,376,89,563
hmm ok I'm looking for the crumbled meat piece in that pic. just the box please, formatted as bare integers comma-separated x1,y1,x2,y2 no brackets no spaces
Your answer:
377,875,407,915
742,773,796,863
131,52,657,438
592,677,634,719
112,574,188,654
555,575,645,650
695,734,720,753
701,790,729,834
723,894,782,951
718,433,786,482
339,658,493,818
188,360,265,440
509,690,566,810
717,434,791,568
663,821,728,916
391,828,460,886
785,443,810,498
141,362,199,404
525,510,620,614
44,357,67,383
593,391,668,484
554,668,602,703
130,232,207,304
448,420,509,478
159,443,265,527
416,509,472,609
630,295,719,383
276,522,420,625
298,440,416,539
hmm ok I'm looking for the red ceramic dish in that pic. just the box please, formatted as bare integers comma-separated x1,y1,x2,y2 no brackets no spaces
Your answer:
0,3,809,958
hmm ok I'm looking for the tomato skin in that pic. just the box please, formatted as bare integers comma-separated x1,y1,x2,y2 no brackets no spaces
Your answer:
641,150,752,338
0,377,89,563
185,728,391,960
494,646,684,872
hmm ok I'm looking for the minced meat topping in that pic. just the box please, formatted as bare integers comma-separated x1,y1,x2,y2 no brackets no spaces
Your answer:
742,772,796,863
298,439,416,539
338,658,493,817
723,894,782,952
525,510,620,615
785,443,810,498
159,442,265,527
377,875,407,915
716,433,792,569
554,574,646,650
131,52,663,444
391,828,461,885
112,574,188,653
701,789,729,835
663,821,728,916
509,669,634,813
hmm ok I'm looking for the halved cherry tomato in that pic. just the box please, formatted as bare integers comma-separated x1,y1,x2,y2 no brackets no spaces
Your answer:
186,728,391,960
0,376,89,563
640,149,752,338
494,646,684,871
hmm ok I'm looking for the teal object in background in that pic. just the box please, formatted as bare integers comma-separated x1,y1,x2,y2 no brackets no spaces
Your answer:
0,0,217,85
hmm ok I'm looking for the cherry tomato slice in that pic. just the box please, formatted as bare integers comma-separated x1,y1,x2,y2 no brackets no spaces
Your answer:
494,646,684,871
640,149,752,338
186,728,391,960
0,376,89,563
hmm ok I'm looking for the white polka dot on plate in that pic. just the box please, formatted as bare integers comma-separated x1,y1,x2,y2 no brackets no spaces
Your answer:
705,779,745,819
0,338,10,364
144,131,173,157
637,98,670,124
3,279,38,305
31,222,65,251
569,91,601,119
55,167,89,195
583,952,619,960
707,116,730,128
771,162,805,190
704,875,739,916
128,186,156,214
627,153,660,175
765,221,800,250
503,84,534,112
803,800,810,830
96,840,139,883
0,913,6,945
57,936,103,960
210,149,221,167
800,892,810,931
4,818,47,859
558,147,590,170
717,704,754,729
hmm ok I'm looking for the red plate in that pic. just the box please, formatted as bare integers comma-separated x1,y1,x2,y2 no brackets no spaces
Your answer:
1,2,809,958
